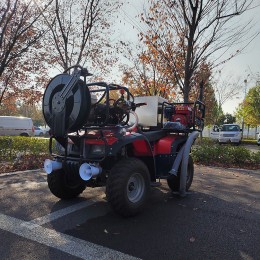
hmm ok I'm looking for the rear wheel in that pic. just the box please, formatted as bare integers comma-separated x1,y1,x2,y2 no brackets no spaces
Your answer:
47,169,86,199
20,133,29,137
167,155,194,192
106,158,150,217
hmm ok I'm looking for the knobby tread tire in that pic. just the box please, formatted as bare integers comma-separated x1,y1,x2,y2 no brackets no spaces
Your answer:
106,158,150,217
47,169,86,199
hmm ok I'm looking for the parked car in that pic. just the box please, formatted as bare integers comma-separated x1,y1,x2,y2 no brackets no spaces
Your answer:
34,127,45,136
218,124,242,145
0,116,34,136
210,125,220,139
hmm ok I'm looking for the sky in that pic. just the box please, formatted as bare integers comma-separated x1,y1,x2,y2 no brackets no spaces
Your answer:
112,0,260,114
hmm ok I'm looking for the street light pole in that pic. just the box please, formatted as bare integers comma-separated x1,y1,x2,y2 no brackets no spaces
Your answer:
241,79,248,138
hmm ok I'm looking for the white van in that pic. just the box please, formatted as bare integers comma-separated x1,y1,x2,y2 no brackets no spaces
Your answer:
218,124,242,145
0,116,34,136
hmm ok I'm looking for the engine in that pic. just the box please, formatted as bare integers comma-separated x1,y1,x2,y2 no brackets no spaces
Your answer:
164,103,204,131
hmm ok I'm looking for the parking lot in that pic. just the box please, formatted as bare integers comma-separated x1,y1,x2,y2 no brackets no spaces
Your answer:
0,165,259,260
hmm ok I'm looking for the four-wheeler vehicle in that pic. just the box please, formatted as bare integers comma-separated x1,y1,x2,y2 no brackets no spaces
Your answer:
42,65,205,217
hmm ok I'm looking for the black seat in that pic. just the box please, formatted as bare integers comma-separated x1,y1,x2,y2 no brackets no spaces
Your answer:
140,130,167,142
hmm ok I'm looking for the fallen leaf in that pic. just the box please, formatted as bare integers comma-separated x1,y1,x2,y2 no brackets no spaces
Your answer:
189,237,195,243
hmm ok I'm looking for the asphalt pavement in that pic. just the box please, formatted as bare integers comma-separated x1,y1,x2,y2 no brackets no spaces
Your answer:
0,166,259,260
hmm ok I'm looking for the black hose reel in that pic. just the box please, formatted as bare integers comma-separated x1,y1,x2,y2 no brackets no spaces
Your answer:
42,66,91,136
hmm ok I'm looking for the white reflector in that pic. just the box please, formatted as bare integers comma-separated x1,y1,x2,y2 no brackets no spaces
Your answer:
44,159,62,174
79,163,101,181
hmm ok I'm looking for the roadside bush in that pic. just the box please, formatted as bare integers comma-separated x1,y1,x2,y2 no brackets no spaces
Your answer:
192,142,260,169
0,136,49,162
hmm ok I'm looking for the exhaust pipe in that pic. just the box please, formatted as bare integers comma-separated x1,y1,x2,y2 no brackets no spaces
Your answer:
79,163,102,181
44,159,62,174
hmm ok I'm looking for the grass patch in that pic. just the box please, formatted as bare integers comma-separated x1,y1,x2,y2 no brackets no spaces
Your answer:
241,139,258,145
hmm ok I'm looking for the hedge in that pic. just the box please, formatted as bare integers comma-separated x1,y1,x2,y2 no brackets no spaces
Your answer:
0,136,50,162
192,140,260,169
0,136,259,170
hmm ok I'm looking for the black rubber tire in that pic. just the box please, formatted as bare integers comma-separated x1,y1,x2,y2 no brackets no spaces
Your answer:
106,158,150,217
167,155,194,192
20,133,29,137
47,169,86,199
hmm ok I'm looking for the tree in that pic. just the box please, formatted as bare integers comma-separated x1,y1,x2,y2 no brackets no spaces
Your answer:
212,71,246,123
17,102,45,126
121,44,176,100
216,113,236,125
236,85,260,126
0,0,48,78
140,0,255,102
121,43,218,123
189,80,219,125
41,0,121,73
0,0,52,109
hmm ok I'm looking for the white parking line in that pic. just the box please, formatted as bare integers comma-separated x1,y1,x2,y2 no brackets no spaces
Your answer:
0,213,140,260
26,199,99,226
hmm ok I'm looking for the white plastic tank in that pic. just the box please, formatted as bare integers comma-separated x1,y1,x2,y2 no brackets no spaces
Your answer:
131,96,168,127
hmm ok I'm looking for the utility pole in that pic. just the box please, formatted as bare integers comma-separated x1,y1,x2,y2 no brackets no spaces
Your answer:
241,79,248,138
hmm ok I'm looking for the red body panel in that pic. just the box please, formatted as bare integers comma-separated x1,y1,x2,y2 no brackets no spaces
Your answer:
132,140,153,156
153,135,178,155
132,135,179,156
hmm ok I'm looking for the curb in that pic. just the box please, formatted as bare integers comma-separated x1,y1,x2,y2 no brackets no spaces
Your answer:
195,164,260,174
0,168,44,177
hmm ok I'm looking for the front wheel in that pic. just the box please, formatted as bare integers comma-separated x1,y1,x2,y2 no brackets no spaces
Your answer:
106,158,150,217
47,169,86,199
167,155,194,192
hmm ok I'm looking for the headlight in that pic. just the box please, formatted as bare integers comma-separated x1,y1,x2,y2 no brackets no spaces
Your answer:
90,145,105,155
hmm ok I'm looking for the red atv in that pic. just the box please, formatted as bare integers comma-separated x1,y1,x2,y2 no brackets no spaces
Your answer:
43,65,205,217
